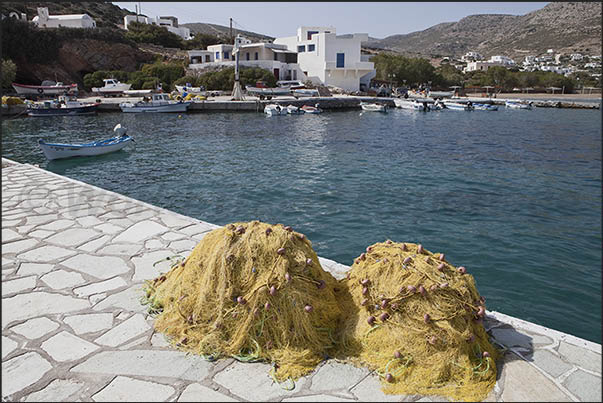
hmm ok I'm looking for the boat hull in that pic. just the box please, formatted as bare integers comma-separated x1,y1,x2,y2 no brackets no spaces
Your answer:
39,136,132,160
361,104,387,112
505,102,532,109
12,83,78,95
444,102,473,111
28,104,98,117
120,102,191,113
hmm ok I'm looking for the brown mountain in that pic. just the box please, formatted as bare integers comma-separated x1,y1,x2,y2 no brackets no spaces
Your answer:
365,2,602,59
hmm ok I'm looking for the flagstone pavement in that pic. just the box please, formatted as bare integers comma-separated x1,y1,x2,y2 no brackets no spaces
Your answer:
2,158,601,402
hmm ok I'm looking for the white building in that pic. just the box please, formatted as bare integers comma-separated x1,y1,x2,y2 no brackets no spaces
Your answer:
32,7,96,28
488,55,515,66
124,15,191,40
523,55,536,65
188,40,303,81
464,61,509,73
273,26,375,91
570,53,583,61
461,51,483,62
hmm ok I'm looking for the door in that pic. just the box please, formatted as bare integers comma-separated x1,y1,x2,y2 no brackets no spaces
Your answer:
273,68,280,80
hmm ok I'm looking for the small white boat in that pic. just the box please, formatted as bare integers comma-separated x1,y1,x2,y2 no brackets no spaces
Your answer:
473,103,498,111
394,98,429,111
264,104,286,116
301,104,322,114
38,124,133,160
246,81,291,100
175,84,205,94
12,81,78,96
92,78,132,97
360,102,387,113
119,93,191,113
505,100,533,109
286,105,304,114
431,100,445,110
443,101,474,111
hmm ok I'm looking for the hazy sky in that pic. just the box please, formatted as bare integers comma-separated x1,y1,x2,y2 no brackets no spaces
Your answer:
112,2,549,38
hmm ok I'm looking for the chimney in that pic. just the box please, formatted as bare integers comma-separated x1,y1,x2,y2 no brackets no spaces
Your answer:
37,7,49,22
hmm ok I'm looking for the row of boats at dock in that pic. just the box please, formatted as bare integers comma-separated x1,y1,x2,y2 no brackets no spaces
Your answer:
357,98,533,113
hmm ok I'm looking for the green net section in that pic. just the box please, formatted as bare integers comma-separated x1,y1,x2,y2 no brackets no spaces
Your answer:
142,221,343,381
337,241,499,402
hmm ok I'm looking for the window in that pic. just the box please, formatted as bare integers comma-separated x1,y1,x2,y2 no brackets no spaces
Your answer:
336,53,345,68
274,52,278,61
224,51,229,59
255,52,258,60
308,44,315,52
298,45,305,53
307,30,318,40
215,51,219,59
205,55,210,62
246,52,249,60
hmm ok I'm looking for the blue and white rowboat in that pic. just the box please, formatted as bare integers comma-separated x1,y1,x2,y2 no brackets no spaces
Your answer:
473,103,499,111
38,125,133,160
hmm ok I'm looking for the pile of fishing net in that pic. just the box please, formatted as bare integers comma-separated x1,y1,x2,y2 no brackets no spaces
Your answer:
338,241,498,401
142,220,343,382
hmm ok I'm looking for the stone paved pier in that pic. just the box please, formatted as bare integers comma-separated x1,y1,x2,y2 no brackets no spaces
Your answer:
2,157,601,402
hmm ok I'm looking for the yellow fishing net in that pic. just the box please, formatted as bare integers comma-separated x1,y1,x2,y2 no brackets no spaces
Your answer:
143,221,498,401
337,241,498,401
142,220,343,382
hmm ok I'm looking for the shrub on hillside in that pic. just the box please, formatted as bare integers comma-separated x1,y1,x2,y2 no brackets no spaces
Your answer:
1,59,17,89
125,21,183,49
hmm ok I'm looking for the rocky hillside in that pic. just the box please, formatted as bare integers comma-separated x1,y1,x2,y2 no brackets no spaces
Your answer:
366,2,602,59
181,22,273,43
0,2,133,28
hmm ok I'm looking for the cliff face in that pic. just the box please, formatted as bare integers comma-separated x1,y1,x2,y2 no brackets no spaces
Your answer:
13,38,155,88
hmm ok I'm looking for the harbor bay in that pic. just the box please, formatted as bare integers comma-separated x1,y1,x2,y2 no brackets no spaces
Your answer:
3,106,601,343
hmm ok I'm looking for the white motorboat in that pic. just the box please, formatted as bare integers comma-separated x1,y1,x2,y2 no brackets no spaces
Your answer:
276,80,306,90
505,100,533,109
12,80,78,96
38,124,133,160
394,98,430,111
92,78,132,97
264,104,286,116
286,105,304,114
292,88,319,97
360,102,387,112
473,103,499,111
428,90,454,98
119,93,191,113
443,101,474,111
301,104,322,114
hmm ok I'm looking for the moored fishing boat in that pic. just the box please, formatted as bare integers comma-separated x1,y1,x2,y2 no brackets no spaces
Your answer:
119,93,191,113
360,102,387,112
505,100,533,109
286,105,304,114
443,101,474,111
473,103,499,111
264,104,286,116
38,124,133,160
394,98,430,111
12,81,78,96
27,95,99,117
301,104,322,114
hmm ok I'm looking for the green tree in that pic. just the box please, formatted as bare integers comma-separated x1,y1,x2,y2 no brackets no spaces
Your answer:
140,61,186,91
1,59,17,89
125,21,184,48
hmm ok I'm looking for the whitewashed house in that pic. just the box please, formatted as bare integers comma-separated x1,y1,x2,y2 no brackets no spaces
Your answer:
32,7,96,28
570,53,583,61
273,26,375,91
188,39,303,81
123,15,191,40
461,51,483,62
488,55,515,66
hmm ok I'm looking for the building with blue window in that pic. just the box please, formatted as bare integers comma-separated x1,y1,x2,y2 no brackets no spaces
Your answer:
274,26,375,91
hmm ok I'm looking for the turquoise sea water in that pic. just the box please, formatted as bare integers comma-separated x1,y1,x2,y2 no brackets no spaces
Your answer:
2,107,601,343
